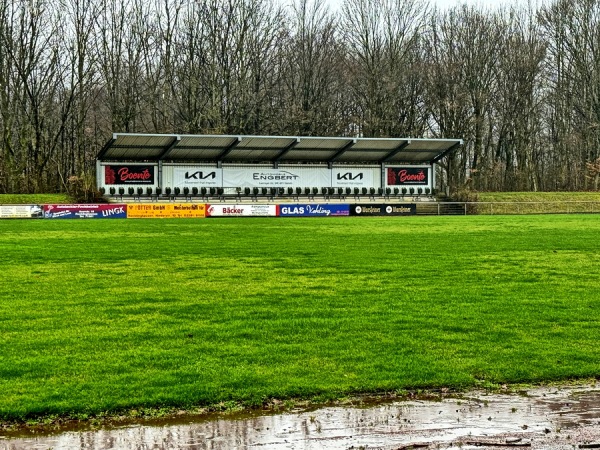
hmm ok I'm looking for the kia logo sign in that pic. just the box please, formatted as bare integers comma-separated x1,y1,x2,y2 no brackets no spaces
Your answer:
337,172,363,181
185,171,216,180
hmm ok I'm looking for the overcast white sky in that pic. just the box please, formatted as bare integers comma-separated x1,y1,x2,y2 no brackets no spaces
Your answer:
324,0,531,12
429,0,532,9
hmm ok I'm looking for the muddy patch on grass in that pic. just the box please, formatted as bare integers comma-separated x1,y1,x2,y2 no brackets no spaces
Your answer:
2,384,600,449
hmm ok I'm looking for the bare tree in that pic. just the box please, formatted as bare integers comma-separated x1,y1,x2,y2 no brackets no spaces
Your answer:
96,0,149,132
274,0,346,135
341,0,429,137
539,0,600,190
424,5,506,191
490,6,546,191
55,0,104,194
0,0,76,192
0,0,13,192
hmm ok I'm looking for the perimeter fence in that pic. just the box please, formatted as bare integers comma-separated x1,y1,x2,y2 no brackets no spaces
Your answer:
418,201,600,216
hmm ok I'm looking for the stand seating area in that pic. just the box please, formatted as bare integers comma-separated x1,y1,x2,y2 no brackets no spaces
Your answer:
100,186,434,202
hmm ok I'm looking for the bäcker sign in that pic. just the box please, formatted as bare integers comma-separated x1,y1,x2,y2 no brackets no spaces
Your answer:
206,204,277,217
277,204,350,217
104,165,155,184
350,204,416,216
43,204,127,219
386,167,429,185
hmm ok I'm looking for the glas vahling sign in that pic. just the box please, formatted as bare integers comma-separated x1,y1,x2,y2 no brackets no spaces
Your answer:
278,204,350,216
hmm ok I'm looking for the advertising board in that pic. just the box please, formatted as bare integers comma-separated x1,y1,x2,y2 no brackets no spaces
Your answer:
277,204,350,217
331,168,379,188
104,165,155,185
172,167,221,188
0,205,43,219
165,165,381,190
386,167,429,185
43,204,127,219
127,203,206,218
222,167,329,188
350,204,416,216
206,204,277,217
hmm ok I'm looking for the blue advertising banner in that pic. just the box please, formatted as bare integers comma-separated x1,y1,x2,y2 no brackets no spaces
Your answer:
43,204,127,219
278,204,350,217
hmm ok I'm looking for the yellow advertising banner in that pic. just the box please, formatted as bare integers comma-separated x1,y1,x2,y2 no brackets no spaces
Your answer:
127,203,206,218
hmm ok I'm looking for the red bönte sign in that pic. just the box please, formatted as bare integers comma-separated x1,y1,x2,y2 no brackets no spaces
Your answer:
104,165,155,184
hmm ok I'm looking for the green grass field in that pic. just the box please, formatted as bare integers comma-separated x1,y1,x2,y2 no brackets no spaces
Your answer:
0,193,73,205
1,215,600,423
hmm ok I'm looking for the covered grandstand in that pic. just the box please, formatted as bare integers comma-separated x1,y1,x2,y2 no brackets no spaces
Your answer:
97,134,462,201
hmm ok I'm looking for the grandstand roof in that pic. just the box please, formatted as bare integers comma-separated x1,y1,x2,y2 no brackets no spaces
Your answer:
98,133,462,164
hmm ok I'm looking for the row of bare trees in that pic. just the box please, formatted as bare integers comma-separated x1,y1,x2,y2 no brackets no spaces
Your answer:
1,0,600,194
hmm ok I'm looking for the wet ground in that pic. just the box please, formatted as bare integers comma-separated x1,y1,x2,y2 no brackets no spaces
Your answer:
3,384,600,450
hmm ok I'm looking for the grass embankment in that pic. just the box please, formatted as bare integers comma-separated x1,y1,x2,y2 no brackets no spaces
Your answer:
1,216,600,424
0,194,72,205
478,192,600,202
475,192,600,214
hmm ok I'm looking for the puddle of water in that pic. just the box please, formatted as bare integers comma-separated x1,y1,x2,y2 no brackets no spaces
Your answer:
2,385,600,450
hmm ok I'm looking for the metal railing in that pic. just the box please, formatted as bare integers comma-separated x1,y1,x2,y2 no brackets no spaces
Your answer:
417,201,600,215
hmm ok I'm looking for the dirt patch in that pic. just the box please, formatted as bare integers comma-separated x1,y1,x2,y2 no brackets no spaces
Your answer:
2,383,600,449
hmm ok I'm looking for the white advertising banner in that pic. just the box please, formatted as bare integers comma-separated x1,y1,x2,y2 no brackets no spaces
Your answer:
206,204,277,217
222,167,329,188
172,166,222,188
164,165,383,189
0,205,43,219
331,167,380,188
